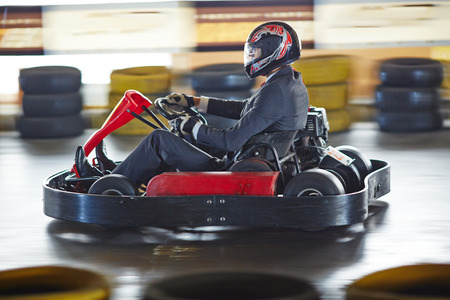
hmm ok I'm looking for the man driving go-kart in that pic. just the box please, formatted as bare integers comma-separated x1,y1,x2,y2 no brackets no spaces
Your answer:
78,21,309,191
44,20,391,228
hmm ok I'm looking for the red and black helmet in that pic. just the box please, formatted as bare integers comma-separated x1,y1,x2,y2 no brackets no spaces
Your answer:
244,21,301,79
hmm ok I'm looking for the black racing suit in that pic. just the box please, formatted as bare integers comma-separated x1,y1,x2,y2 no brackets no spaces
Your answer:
111,65,309,186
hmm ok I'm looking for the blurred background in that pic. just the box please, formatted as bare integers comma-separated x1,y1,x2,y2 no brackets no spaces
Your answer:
1,0,449,133
1,2,450,299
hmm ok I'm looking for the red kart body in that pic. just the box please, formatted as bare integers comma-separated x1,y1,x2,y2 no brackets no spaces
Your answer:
146,172,279,197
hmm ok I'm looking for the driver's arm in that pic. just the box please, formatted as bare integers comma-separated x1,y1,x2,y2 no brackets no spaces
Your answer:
195,96,247,120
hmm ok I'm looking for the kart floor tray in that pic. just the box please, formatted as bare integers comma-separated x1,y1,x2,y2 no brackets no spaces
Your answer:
43,160,390,228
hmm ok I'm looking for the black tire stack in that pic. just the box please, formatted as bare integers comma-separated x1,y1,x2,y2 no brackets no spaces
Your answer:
376,58,444,132
191,63,255,129
17,66,84,138
292,55,352,133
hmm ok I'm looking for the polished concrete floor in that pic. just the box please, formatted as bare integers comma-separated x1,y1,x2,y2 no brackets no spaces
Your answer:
1,121,450,299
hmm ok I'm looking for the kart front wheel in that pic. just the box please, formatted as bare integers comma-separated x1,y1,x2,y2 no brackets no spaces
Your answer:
88,174,138,196
283,169,345,197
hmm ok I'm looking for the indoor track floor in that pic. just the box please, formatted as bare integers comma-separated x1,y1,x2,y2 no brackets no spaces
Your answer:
1,122,450,299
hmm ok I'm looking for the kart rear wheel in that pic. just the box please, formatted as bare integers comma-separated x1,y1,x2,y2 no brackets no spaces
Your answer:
283,169,345,197
335,145,372,180
319,156,362,193
228,158,275,172
88,174,138,196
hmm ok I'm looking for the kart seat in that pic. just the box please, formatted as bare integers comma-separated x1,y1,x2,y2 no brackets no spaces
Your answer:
234,130,299,162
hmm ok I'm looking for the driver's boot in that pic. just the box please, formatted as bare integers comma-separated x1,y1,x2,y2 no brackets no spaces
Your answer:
74,146,103,178
95,140,118,173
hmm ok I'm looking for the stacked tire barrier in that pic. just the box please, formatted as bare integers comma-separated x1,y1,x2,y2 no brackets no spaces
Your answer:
441,60,450,122
431,47,450,122
376,58,444,132
17,66,84,139
107,66,171,135
191,63,255,129
292,55,352,133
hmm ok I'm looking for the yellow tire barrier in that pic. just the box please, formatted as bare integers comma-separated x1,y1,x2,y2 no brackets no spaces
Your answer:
431,46,450,88
112,119,148,136
0,266,110,300
107,92,170,135
292,55,351,86
307,83,347,111
327,108,351,133
441,61,450,88
441,88,450,101
431,46,450,61
110,66,171,95
346,264,450,300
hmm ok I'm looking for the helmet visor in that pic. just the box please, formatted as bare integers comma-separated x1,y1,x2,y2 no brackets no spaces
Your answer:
244,42,262,66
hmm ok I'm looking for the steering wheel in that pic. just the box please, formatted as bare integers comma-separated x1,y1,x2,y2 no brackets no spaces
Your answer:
154,97,207,125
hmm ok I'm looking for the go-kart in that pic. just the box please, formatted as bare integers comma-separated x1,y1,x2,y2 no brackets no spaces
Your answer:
43,90,390,229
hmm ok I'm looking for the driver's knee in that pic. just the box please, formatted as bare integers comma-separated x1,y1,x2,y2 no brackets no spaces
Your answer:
148,129,174,142
146,129,180,150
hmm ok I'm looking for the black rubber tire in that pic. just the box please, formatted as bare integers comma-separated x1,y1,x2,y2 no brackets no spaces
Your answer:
335,145,372,180
22,92,83,117
191,63,255,92
16,114,84,139
88,174,138,196
142,271,319,300
323,168,347,192
283,168,345,197
378,111,443,132
19,66,82,94
228,158,275,172
379,58,444,88
319,156,362,193
375,85,440,112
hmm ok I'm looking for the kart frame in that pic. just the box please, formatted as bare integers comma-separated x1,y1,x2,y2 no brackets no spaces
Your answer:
42,90,391,228
44,159,390,228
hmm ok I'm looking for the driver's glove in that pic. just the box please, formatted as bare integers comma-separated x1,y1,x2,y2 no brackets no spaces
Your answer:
170,116,198,137
165,93,195,108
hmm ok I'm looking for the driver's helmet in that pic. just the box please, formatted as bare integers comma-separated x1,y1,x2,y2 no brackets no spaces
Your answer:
244,21,301,79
